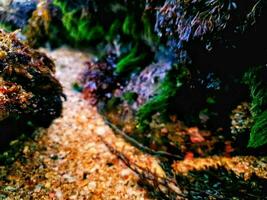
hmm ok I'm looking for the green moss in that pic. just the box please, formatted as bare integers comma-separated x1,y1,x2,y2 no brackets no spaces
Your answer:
29,0,156,49
122,15,137,37
137,65,189,130
248,110,267,148
106,19,121,42
243,66,267,148
123,92,138,104
141,13,159,45
87,25,105,41
115,45,147,74
106,97,122,111
243,67,267,116
53,0,104,43
137,84,175,131
122,12,158,43
206,96,216,104
0,23,12,32
53,0,64,10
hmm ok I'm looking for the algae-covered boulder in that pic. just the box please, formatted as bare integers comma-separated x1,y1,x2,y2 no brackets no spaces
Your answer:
0,0,37,30
88,0,267,150
0,30,63,135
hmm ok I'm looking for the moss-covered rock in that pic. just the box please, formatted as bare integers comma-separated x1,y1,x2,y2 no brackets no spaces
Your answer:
74,0,267,151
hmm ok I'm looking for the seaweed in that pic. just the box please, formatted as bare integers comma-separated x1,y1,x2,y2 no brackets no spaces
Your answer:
249,111,267,148
0,23,12,32
62,10,104,42
243,66,267,148
137,65,189,130
79,59,118,105
141,13,159,45
106,19,121,42
122,15,138,38
21,0,72,48
115,44,148,75
23,1,52,47
57,2,103,43
122,92,138,104
51,0,157,45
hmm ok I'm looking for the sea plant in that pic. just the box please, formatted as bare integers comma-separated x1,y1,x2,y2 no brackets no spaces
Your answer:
243,66,267,148
79,57,118,105
137,64,190,130
115,44,150,75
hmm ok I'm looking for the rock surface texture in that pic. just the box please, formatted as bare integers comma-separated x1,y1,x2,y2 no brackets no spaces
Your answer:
0,30,63,148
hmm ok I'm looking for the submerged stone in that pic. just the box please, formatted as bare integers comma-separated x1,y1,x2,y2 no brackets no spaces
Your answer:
0,30,63,148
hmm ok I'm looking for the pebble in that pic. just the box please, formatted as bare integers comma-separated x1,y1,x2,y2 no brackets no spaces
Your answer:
88,181,97,190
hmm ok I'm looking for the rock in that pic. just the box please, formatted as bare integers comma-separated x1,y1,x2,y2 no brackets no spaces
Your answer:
0,30,63,148
88,181,97,190
124,61,172,110
95,126,106,136
0,0,37,29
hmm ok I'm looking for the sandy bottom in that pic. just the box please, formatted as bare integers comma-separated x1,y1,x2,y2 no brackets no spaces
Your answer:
0,48,162,200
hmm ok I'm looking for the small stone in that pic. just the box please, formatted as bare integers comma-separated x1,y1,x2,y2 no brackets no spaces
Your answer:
55,189,63,199
88,181,97,190
120,169,131,177
96,126,106,136
62,174,76,183
45,182,51,189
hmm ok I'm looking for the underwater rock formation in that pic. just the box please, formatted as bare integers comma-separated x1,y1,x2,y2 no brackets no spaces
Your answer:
41,0,265,149
89,0,267,150
147,0,267,148
0,30,63,146
123,61,172,110
0,0,37,30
